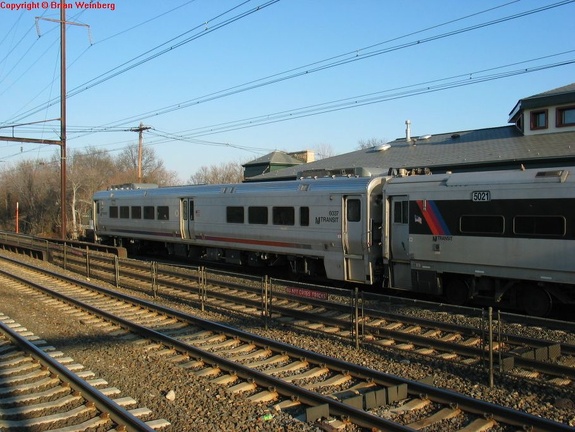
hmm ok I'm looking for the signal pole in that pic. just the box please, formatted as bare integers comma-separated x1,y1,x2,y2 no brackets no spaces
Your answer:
130,122,151,183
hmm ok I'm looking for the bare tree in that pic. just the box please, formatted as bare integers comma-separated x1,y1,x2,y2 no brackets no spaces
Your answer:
313,143,336,160
115,144,180,186
0,159,59,235
188,161,244,185
65,148,117,239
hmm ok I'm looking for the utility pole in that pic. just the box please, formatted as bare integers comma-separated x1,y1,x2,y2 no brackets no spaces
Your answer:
59,1,67,240
0,3,89,240
130,122,151,183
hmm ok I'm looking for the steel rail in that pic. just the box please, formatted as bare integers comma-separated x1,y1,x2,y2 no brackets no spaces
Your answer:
1,263,572,432
0,319,155,432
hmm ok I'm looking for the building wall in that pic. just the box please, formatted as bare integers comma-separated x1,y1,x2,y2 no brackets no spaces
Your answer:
524,103,575,136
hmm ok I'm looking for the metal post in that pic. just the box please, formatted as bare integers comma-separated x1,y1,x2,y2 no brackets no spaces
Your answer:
85,246,90,279
354,287,359,349
199,266,205,311
263,275,269,330
151,261,158,298
114,255,119,288
488,307,494,388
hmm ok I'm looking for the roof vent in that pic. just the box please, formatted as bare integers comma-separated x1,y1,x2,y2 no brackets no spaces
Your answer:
373,144,391,152
419,134,431,140
451,133,461,139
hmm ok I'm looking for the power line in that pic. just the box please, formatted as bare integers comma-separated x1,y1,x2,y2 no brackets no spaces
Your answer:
7,0,280,124
60,0,575,132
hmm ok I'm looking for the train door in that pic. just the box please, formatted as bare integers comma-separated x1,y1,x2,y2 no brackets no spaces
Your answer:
343,196,368,283
389,196,412,288
180,198,195,240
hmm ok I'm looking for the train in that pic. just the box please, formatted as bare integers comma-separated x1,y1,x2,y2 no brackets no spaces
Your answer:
91,165,575,316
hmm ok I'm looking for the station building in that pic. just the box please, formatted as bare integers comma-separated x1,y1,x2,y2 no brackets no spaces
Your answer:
245,82,575,181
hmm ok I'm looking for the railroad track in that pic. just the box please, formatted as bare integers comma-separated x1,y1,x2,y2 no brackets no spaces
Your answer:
1,254,573,431
53,248,575,388
0,312,168,431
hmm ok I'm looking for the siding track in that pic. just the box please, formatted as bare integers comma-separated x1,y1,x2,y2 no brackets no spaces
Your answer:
0,254,573,431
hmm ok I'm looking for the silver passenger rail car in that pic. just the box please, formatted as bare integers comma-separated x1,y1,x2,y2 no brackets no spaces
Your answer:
93,176,386,285
382,166,575,316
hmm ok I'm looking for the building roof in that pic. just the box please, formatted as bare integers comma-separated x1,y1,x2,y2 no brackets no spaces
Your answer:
508,82,575,121
243,150,303,167
249,126,575,181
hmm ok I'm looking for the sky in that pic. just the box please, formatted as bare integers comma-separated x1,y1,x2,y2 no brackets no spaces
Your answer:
0,0,574,182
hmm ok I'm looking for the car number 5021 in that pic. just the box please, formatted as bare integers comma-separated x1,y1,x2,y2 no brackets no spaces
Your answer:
472,191,491,202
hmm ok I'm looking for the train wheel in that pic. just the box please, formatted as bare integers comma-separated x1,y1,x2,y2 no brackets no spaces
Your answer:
444,278,470,306
521,286,552,317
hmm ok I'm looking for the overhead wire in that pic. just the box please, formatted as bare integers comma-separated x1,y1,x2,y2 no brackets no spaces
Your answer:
7,0,279,124
68,0,575,132
130,54,575,139
2,1,574,161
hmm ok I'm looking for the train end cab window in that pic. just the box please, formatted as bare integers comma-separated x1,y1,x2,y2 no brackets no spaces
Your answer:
347,199,361,222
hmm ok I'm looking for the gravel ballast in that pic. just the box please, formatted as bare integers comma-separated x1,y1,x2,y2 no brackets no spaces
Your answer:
0,255,574,431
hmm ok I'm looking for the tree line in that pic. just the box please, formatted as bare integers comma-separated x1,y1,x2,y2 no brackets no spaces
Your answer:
0,138,384,239
0,145,179,239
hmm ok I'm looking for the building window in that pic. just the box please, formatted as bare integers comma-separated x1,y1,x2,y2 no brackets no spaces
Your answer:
557,106,575,127
530,110,548,130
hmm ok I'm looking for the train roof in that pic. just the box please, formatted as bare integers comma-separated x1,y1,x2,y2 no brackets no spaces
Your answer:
386,166,574,189
93,175,387,200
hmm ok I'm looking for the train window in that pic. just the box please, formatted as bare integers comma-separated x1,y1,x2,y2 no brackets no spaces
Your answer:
144,206,155,220
120,206,129,219
393,201,408,224
190,201,194,221
300,207,309,226
460,215,504,234
157,206,169,220
226,206,244,223
249,206,268,225
109,206,118,218
514,215,565,237
347,199,361,222
131,206,142,219
182,201,188,221
273,207,294,225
